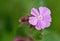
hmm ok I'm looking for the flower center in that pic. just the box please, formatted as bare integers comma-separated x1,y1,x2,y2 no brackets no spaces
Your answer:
38,15,43,20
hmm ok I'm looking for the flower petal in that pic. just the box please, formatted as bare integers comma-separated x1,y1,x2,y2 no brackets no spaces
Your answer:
43,15,52,22
35,20,46,30
39,7,51,15
31,8,39,16
45,22,50,27
35,21,41,30
29,17,37,25
40,21,46,29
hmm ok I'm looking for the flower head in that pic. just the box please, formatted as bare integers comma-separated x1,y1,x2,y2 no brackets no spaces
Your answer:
29,6,52,30
14,38,26,41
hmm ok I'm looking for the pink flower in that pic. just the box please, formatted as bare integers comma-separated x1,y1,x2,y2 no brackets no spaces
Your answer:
14,38,26,41
14,38,19,41
29,6,52,30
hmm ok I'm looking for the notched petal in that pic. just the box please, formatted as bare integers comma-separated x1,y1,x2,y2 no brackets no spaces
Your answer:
39,7,51,15
31,8,39,16
29,17,37,25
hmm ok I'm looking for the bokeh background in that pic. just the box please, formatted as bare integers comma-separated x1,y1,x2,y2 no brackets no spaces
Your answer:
0,0,60,41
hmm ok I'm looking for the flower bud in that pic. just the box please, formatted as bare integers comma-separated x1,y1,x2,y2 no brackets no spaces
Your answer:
19,17,29,22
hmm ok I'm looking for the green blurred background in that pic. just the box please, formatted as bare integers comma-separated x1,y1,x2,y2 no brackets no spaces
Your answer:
0,0,60,41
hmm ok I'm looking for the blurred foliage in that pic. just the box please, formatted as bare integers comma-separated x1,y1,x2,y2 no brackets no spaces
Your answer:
0,0,60,41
